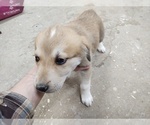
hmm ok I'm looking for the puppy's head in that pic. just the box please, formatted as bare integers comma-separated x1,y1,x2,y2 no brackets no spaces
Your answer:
34,25,91,93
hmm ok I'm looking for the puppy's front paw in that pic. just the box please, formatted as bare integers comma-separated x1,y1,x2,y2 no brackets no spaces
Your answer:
81,92,93,107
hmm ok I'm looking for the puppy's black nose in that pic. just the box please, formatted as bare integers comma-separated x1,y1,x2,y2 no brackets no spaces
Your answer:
36,84,49,92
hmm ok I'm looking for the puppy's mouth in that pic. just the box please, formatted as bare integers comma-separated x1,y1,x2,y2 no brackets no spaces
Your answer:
47,84,63,93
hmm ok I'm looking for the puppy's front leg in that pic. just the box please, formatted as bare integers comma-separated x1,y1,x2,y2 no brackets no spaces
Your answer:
80,67,93,107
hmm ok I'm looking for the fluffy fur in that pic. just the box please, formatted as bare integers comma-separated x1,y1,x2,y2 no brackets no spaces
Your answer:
34,9,105,106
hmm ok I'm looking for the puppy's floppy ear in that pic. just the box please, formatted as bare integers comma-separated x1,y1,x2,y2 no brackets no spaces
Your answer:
81,36,91,62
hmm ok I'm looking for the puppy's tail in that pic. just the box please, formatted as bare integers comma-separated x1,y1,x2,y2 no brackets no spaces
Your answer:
84,3,95,10
77,3,96,15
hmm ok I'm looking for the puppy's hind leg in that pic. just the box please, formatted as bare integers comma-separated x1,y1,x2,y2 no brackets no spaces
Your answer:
97,42,106,53
97,19,106,53
79,67,93,107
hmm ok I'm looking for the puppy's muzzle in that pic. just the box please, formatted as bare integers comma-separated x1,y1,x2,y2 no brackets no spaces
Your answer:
36,84,49,92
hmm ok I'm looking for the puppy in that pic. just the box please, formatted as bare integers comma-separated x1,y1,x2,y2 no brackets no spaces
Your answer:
34,9,106,106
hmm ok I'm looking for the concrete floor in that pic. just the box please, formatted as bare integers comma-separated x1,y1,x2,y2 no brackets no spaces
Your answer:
0,6,150,119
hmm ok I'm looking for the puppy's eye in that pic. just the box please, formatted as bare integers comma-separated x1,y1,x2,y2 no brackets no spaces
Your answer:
55,57,67,65
35,56,40,62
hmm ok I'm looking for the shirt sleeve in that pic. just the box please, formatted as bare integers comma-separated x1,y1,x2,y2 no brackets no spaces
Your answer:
0,91,34,119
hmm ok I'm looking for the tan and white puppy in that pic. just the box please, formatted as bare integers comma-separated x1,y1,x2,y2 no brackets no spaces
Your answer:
34,9,106,106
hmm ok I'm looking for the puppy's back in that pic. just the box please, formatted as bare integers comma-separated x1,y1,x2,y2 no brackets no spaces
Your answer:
67,9,104,52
